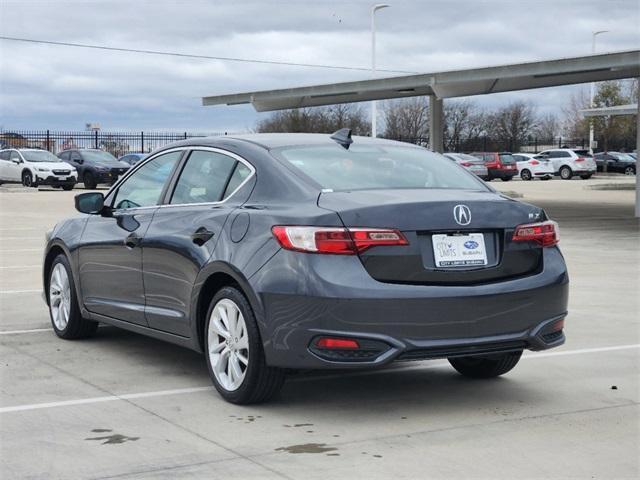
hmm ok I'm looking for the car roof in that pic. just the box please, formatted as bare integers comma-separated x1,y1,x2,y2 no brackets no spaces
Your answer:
173,133,421,150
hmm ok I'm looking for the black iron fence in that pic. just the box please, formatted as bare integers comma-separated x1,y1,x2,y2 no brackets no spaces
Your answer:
0,130,225,157
389,136,589,153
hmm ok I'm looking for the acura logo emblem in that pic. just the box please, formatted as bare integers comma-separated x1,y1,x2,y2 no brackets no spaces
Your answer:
453,205,471,226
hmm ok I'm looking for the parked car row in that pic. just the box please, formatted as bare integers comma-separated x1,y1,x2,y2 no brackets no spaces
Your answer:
0,148,147,189
594,151,636,175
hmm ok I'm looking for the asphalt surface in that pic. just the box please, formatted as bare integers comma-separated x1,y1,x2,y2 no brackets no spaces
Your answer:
0,177,638,479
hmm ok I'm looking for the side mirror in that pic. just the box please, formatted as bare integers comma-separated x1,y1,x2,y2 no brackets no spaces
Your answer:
75,192,105,215
76,158,84,165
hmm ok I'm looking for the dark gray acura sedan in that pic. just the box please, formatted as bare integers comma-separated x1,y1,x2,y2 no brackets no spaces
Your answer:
42,131,568,404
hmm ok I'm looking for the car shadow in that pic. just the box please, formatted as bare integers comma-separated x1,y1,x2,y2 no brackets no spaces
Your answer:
85,327,545,415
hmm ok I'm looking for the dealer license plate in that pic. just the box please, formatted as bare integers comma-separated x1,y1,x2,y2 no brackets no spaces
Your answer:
432,233,488,267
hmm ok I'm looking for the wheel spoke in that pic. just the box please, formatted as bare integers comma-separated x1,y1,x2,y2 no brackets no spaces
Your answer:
229,355,243,385
236,351,249,366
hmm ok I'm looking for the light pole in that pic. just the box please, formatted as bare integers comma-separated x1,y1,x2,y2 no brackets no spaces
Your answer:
371,3,389,137
589,30,609,151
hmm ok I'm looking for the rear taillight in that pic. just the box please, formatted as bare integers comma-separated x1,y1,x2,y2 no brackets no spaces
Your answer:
272,226,408,254
461,162,472,167
575,157,586,162
512,220,559,247
529,160,540,165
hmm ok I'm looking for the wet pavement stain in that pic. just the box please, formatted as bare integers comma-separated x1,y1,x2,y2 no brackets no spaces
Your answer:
85,431,140,445
275,443,337,454
283,423,314,428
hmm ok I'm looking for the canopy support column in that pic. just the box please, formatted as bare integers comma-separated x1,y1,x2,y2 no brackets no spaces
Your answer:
429,95,444,153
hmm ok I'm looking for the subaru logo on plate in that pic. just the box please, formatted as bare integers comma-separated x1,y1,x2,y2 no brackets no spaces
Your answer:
453,204,471,226
464,240,479,249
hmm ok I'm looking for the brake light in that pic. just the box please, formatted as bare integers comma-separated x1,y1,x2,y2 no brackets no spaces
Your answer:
529,160,540,165
575,157,586,162
315,337,360,349
272,226,408,254
461,162,472,167
512,220,559,247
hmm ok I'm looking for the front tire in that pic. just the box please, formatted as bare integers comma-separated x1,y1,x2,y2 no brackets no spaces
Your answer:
624,166,635,176
48,254,98,339
204,286,285,404
449,351,522,378
62,185,74,191
560,166,573,180
22,171,35,187
580,174,593,180
500,176,513,182
83,172,97,189
520,169,532,181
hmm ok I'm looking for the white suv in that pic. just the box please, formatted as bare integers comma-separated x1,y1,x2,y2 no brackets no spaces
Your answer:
0,149,78,190
537,148,597,180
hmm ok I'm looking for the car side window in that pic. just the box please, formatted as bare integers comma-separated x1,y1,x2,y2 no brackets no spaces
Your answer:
10,151,21,162
70,152,82,162
112,151,182,210
223,162,252,199
0,151,9,161
59,151,70,161
170,150,238,205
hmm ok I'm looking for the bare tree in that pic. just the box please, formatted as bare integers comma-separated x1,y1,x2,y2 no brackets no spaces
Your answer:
562,88,590,140
256,104,369,135
443,100,488,152
535,113,560,140
382,97,429,141
487,101,537,151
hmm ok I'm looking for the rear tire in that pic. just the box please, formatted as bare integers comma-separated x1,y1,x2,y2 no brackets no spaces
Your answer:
624,166,635,176
449,351,522,378
580,174,593,180
560,166,572,180
204,286,285,404
48,254,99,339
62,185,74,191
520,169,532,181
500,176,513,182
83,172,97,189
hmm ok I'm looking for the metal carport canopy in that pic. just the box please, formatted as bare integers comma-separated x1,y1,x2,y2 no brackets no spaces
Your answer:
202,50,640,111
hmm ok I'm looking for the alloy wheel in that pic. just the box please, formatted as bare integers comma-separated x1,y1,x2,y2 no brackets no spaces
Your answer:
49,263,71,330
625,166,635,176
22,172,32,187
207,298,249,391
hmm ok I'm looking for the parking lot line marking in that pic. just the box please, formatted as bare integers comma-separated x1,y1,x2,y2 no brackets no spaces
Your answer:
0,289,42,294
1,343,638,414
0,249,42,252
0,265,40,269
0,328,51,335
0,237,43,240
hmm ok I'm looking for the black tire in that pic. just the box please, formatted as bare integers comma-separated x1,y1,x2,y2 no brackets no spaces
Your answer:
559,166,572,180
62,185,74,191
449,351,522,379
624,166,635,176
22,171,34,188
500,176,513,182
48,254,99,339
580,174,593,180
540,176,552,181
520,169,532,181
204,286,285,404
83,172,97,189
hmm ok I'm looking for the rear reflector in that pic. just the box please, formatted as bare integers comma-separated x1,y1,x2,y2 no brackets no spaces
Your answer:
272,226,408,254
529,160,540,165
512,220,559,247
315,337,360,349
575,157,586,162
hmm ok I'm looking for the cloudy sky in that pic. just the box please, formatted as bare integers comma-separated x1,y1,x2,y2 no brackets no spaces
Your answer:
1,0,638,132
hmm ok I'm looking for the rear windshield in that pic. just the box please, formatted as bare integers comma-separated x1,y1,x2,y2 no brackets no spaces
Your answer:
274,144,488,191
499,154,515,164
573,149,593,158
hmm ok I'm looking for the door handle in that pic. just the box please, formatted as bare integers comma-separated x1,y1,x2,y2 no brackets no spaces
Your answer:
191,227,215,246
124,233,141,248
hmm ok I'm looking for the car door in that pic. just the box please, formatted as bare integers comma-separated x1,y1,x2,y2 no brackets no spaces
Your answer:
0,151,11,180
142,147,254,336
8,151,23,181
78,150,184,325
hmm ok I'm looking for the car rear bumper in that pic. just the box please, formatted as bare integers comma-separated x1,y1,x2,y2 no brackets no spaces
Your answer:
488,168,516,178
251,247,569,369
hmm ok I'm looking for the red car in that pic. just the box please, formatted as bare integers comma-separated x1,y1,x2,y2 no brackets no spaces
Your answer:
470,152,518,181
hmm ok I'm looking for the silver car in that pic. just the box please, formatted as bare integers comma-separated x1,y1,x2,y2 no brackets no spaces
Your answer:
444,153,489,179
